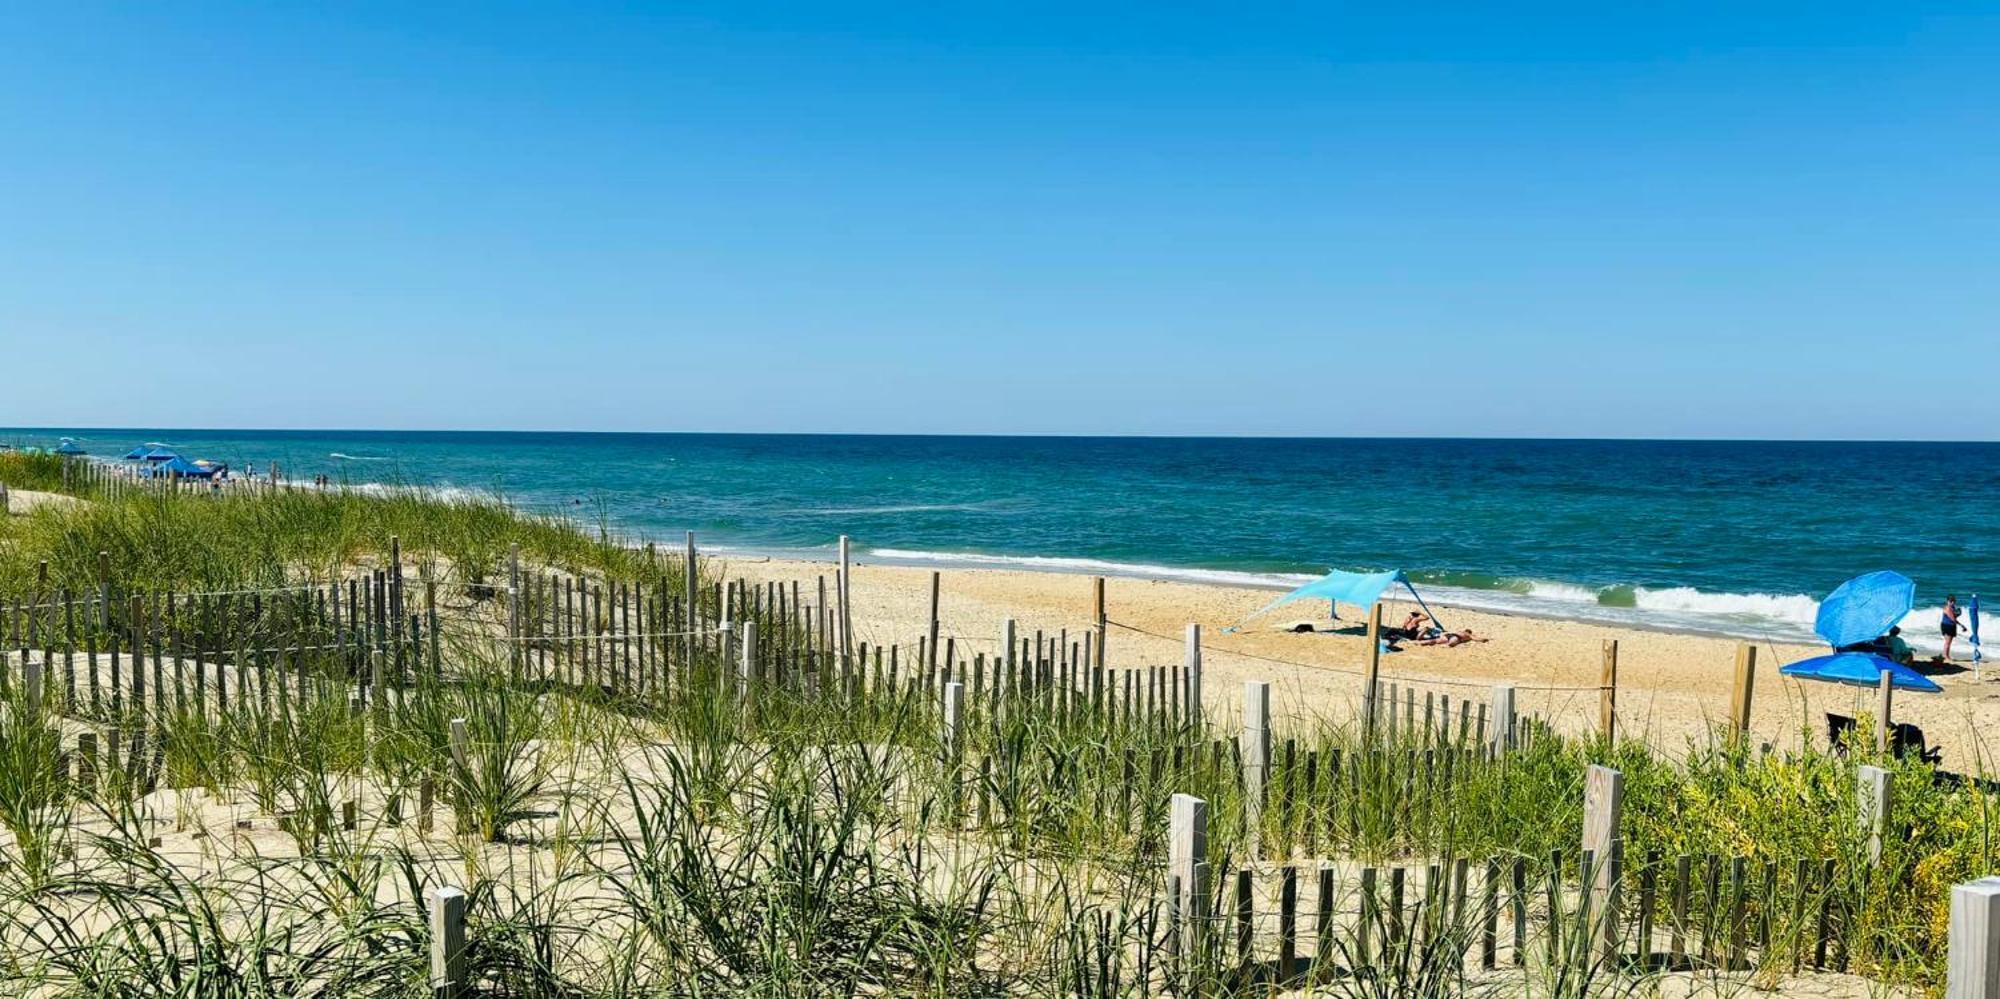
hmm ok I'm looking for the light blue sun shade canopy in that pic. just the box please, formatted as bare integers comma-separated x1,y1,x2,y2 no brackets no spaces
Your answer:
1228,568,1444,633
1813,570,1915,649
54,440,85,455
1779,651,1941,693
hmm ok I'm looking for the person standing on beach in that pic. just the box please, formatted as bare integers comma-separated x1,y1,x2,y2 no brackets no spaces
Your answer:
1943,595,1963,660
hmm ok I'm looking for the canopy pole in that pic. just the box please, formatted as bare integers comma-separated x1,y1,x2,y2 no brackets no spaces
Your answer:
1403,581,1446,635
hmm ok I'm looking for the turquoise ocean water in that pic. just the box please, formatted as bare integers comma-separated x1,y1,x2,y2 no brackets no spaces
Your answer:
8,429,1995,650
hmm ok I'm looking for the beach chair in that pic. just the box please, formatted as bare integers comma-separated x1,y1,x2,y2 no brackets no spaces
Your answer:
1891,723,1943,765
1827,713,1942,764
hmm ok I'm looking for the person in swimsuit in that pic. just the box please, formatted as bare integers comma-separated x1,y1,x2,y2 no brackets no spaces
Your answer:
1943,595,1963,661
1381,611,1428,640
1420,628,1489,647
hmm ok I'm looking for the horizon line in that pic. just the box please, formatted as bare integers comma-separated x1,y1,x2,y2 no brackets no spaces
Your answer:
5,424,1997,446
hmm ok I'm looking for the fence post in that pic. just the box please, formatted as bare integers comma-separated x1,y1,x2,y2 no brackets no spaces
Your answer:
24,656,43,710
1951,878,2000,998
1600,640,1618,742
507,544,521,672
1729,643,1757,743
1858,764,1891,867
942,680,964,753
1184,623,1203,727
1242,681,1271,846
1002,617,1017,693
428,885,467,999
1170,793,1209,909
837,535,853,671
1362,603,1384,744
738,620,758,703
682,531,698,665
1876,670,1895,754
1490,684,1517,752
1583,764,1624,956
926,571,941,670
1094,576,1107,667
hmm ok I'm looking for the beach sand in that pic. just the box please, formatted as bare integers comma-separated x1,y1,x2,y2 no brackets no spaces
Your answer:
726,556,2000,768
2,485,85,515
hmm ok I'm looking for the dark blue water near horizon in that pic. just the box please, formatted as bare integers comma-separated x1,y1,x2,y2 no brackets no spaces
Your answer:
9,428,1996,645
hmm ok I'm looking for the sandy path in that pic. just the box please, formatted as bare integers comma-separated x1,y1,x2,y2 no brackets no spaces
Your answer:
723,556,2000,769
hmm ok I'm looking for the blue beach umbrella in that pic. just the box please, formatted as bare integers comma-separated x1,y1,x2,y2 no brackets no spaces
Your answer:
1813,571,1916,650
1780,651,1942,693
54,439,85,455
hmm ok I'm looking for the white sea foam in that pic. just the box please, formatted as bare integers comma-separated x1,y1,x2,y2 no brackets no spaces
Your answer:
329,452,389,462
843,545,1970,649
865,548,1321,590
800,502,1003,516
1523,580,1601,603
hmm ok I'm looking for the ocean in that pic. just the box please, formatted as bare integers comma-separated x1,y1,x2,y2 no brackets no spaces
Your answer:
8,429,1996,650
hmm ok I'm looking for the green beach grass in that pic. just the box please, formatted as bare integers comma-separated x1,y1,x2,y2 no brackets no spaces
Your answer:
0,455,1991,995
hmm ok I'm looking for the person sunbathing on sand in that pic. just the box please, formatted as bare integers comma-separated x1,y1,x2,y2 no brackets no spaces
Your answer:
1420,628,1488,648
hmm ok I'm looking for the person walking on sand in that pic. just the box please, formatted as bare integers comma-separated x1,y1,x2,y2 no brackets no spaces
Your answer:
1943,595,1964,661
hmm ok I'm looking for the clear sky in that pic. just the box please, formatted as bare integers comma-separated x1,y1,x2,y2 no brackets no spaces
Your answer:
2,3,1994,438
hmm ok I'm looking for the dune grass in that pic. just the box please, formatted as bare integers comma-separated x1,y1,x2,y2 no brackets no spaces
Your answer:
0,464,1991,994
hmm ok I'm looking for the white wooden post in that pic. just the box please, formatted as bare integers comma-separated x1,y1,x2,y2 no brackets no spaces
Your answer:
1950,877,2000,999
1858,764,1892,867
1582,764,1624,954
448,718,468,770
1490,684,1517,751
1184,623,1202,726
1170,793,1208,908
738,620,758,702
1242,681,1271,842
428,885,467,998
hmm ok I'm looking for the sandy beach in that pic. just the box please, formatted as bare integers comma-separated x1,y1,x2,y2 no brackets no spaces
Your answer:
726,555,2000,769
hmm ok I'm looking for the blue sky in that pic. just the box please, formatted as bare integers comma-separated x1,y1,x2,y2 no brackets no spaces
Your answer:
2,3,1994,438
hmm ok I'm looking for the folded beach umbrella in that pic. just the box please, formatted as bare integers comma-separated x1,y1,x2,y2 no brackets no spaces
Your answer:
1972,594,1982,666
1779,651,1941,693
1813,570,1916,650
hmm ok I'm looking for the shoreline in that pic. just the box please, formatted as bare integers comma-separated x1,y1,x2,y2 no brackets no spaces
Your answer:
706,543,1962,653
723,554,2000,769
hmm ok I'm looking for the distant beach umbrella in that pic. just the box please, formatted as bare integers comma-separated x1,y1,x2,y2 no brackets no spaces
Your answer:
122,445,151,460
1779,651,1941,693
1813,570,1916,650
142,446,179,462
145,455,219,478
54,439,85,455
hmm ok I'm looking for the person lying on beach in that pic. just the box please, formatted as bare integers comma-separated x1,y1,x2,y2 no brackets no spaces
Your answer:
1419,628,1488,648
